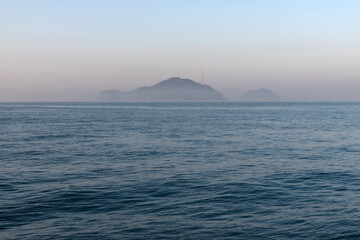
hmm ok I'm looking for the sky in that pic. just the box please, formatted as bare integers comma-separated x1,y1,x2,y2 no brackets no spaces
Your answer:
1,0,360,101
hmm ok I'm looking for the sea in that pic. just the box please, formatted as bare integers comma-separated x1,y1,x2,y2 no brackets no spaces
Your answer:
1,102,360,240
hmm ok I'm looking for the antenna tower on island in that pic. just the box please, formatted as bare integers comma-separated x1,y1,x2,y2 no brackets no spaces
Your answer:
201,66,205,85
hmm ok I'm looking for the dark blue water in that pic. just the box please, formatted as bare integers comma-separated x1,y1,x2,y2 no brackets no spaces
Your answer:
1,102,360,239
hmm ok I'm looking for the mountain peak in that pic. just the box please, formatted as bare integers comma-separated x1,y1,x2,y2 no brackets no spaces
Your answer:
153,77,204,89
99,77,225,101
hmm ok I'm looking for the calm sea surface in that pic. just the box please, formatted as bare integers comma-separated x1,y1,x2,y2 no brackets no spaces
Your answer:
1,102,360,239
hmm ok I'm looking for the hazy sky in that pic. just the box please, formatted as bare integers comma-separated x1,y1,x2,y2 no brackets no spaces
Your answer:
1,0,360,101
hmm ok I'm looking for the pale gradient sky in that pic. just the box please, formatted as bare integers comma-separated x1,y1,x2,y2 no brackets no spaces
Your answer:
1,0,360,101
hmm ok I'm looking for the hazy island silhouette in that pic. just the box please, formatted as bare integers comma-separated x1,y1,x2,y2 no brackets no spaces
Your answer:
99,77,281,102
241,88,281,102
99,77,225,101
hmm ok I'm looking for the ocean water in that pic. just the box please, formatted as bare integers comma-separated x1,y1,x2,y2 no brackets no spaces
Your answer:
1,102,360,240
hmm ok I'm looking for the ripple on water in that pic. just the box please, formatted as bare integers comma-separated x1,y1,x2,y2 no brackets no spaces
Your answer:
2,102,360,239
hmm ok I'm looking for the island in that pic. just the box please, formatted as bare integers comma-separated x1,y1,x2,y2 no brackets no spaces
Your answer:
241,88,281,101
98,77,225,101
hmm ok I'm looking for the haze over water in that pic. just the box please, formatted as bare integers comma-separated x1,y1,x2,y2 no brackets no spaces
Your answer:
2,1,360,239
1,102,360,239
1,0,360,101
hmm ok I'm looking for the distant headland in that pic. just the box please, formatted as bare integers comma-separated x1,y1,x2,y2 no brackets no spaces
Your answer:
241,88,281,102
98,77,225,101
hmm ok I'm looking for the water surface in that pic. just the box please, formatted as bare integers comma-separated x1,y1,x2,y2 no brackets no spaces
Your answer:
1,102,360,239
